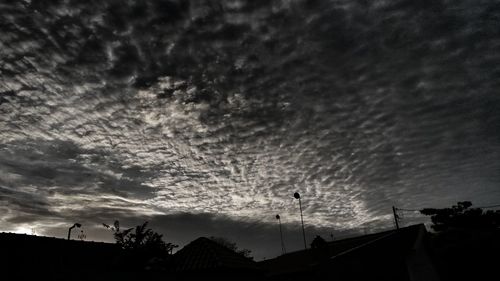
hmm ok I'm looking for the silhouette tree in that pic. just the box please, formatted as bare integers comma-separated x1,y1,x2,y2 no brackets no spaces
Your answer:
209,236,253,260
310,235,330,261
420,201,500,231
310,235,327,249
103,220,178,270
420,202,500,281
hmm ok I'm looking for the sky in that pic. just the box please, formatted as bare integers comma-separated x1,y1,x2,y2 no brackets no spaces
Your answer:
1,0,500,260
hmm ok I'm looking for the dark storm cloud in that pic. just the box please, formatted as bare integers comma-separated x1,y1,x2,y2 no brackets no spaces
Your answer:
0,185,54,219
0,139,155,198
0,138,159,234
1,0,500,258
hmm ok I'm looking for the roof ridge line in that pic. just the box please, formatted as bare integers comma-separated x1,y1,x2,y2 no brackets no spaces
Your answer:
329,231,397,260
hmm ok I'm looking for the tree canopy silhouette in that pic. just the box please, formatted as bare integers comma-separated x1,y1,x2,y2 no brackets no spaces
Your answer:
420,202,500,281
310,235,328,249
420,201,500,231
209,236,253,260
103,221,178,254
310,235,330,261
103,220,178,270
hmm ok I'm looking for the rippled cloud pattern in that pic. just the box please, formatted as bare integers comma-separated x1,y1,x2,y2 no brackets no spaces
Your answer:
1,0,500,256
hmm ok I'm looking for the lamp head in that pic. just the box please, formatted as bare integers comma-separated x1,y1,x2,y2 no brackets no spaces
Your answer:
276,214,280,220
294,192,300,199
74,223,82,228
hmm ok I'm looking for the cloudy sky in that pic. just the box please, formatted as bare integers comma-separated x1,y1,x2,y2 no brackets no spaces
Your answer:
1,0,500,259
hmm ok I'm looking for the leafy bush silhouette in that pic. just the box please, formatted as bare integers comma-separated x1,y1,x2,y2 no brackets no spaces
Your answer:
310,235,330,261
420,202,500,281
103,220,178,270
209,236,253,260
420,201,500,231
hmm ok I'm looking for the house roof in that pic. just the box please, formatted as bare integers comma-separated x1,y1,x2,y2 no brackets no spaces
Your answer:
258,227,394,273
173,237,258,273
0,232,123,279
259,224,427,277
0,231,117,246
0,232,120,257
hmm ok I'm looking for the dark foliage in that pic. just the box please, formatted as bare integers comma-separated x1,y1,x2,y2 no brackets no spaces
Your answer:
310,235,330,261
103,220,178,270
420,201,500,231
310,235,328,249
209,236,253,260
419,202,500,280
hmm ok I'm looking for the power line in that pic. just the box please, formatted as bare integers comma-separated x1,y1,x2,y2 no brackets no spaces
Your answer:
396,208,420,212
395,203,500,213
392,203,500,230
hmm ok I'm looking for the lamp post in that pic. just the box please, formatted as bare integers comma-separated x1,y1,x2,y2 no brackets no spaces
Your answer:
68,223,82,240
294,192,307,249
276,214,286,255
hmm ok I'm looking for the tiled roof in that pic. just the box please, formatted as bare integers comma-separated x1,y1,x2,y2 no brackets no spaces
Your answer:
0,232,116,247
0,232,124,280
259,224,426,276
173,237,258,272
258,227,397,273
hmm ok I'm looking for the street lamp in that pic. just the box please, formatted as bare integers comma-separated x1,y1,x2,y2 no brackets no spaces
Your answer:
294,192,307,249
68,223,82,240
276,214,286,255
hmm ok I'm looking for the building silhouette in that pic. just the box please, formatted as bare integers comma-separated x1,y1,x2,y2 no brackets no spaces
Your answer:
2,223,498,281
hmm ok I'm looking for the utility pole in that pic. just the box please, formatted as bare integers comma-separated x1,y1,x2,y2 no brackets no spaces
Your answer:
276,215,286,255
294,192,307,249
392,206,399,230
